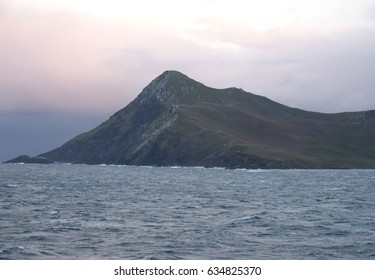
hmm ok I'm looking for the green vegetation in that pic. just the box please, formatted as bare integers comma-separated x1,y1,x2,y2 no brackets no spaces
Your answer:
13,70,375,168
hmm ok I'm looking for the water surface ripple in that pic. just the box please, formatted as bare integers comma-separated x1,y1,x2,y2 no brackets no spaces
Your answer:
1,164,374,259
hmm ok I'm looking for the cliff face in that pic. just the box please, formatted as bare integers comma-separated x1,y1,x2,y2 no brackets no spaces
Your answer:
14,70,375,168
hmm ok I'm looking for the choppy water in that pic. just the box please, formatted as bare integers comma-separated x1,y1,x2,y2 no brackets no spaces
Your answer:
0,164,374,259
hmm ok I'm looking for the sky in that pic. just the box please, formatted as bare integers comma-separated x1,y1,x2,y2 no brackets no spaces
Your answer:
1,0,375,160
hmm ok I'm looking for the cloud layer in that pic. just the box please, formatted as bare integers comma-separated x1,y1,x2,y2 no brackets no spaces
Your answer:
1,0,375,116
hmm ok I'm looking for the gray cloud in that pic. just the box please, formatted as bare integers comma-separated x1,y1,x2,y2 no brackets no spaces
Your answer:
0,111,106,161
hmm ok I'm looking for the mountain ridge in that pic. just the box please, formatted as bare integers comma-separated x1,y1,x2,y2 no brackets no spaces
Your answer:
5,70,375,168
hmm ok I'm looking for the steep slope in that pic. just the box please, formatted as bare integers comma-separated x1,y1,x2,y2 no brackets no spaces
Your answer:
29,70,375,168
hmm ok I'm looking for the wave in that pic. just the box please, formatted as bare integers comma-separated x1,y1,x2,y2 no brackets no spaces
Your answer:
1,183,20,188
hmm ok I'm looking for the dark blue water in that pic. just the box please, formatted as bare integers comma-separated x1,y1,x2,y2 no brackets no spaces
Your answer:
1,164,374,259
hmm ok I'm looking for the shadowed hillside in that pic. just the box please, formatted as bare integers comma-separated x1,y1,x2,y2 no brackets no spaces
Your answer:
7,70,375,168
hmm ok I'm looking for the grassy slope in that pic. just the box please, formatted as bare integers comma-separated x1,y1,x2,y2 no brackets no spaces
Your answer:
161,86,375,168
40,71,375,168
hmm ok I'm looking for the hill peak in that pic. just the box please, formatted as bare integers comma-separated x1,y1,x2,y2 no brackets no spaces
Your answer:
138,70,203,102
159,70,190,79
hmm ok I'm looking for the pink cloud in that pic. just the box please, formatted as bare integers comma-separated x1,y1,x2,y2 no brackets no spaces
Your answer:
1,2,375,115
0,5,140,113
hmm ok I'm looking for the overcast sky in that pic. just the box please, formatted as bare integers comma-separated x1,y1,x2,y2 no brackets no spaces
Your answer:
1,0,375,160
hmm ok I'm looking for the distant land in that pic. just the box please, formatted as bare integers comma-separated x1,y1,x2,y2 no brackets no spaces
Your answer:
5,70,375,168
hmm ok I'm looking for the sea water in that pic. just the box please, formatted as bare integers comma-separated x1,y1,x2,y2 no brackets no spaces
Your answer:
0,163,374,259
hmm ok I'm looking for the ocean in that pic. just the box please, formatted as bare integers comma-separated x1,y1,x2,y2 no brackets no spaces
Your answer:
0,163,374,259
